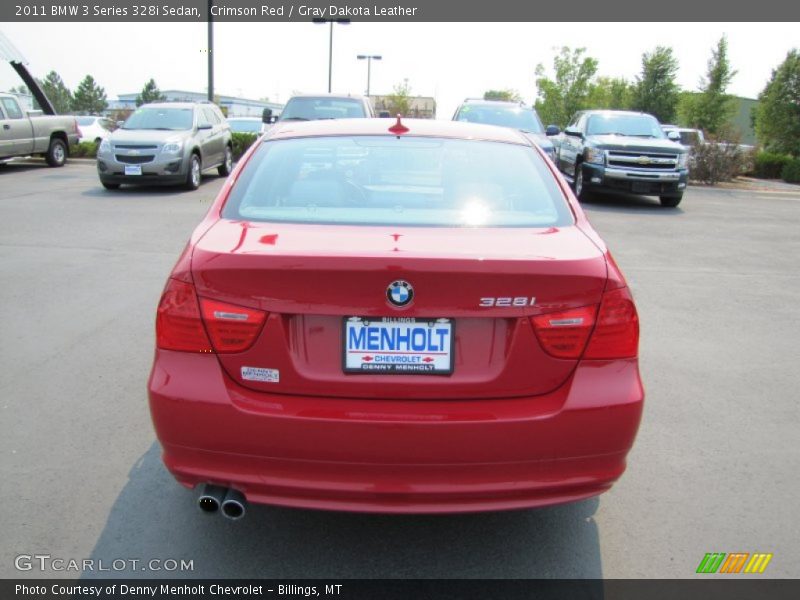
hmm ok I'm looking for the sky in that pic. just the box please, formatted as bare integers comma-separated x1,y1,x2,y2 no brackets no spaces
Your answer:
0,22,797,118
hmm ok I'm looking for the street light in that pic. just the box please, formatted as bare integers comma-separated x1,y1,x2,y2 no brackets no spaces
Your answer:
313,18,350,93
357,54,382,97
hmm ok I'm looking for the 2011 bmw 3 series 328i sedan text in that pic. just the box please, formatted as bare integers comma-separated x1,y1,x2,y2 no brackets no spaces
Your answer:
148,117,643,517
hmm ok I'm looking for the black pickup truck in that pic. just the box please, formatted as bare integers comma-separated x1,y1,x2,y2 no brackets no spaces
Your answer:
555,110,689,207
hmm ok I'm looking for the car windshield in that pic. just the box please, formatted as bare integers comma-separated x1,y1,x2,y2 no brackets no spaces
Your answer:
280,98,366,121
587,114,664,138
76,116,96,126
455,105,544,133
228,119,262,133
122,107,194,131
222,136,572,228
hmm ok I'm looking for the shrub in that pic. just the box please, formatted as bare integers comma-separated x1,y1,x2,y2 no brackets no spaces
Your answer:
782,158,800,183
689,141,743,185
753,152,792,179
231,132,258,161
69,141,98,158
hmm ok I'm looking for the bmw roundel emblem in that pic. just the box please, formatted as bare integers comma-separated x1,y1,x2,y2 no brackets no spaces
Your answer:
387,280,414,307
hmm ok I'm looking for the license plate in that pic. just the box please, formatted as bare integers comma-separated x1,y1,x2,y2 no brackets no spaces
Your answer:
631,181,652,193
343,317,454,375
124,165,142,176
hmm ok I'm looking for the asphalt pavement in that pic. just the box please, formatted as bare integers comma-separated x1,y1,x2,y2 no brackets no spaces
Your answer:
1,159,798,579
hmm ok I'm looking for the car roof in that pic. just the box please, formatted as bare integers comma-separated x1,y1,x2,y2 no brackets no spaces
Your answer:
286,93,368,101
264,118,531,145
581,110,655,118
138,102,202,110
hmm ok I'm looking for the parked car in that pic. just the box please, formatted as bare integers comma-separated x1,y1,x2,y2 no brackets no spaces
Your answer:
96,101,232,191
557,110,689,207
263,94,374,125
148,117,643,517
0,92,79,166
226,116,266,135
452,98,560,161
76,115,117,144
661,124,705,149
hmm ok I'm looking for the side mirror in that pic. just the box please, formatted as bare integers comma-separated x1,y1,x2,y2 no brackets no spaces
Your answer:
667,130,681,142
262,108,273,124
564,127,582,138
545,125,560,136
197,123,212,130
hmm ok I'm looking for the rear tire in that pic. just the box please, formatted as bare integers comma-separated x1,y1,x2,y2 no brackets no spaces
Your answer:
45,137,67,167
660,194,683,207
101,181,120,190
184,153,201,191
217,145,233,176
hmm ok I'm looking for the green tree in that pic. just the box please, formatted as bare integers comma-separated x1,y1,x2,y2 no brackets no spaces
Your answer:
586,76,634,110
632,46,680,123
534,47,599,127
72,75,107,114
41,71,73,114
135,78,166,107
755,49,800,156
684,36,737,134
483,89,522,102
9,84,30,95
386,78,412,117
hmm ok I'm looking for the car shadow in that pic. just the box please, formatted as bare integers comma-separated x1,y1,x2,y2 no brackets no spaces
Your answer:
580,191,685,215
84,443,604,581
80,176,223,197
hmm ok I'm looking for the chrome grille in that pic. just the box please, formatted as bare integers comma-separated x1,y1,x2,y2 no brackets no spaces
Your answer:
607,150,678,170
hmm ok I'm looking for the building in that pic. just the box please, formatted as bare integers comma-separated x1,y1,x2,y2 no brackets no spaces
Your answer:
369,95,436,119
111,89,283,118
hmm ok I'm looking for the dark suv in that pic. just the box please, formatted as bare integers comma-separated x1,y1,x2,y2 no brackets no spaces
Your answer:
452,99,559,162
556,110,689,207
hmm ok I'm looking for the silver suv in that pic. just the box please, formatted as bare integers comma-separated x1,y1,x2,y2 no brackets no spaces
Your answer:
97,102,232,191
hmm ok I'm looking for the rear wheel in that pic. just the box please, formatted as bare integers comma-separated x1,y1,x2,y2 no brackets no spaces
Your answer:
45,137,67,167
660,194,683,207
217,145,233,176
184,154,201,191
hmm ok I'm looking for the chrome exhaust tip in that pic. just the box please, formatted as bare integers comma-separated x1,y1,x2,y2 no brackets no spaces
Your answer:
220,488,247,520
198,484,226,514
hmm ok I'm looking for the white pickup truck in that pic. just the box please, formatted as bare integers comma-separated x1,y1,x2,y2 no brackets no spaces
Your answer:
0,93,80,166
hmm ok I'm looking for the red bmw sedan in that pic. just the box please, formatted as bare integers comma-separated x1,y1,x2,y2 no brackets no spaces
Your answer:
148,117,643,517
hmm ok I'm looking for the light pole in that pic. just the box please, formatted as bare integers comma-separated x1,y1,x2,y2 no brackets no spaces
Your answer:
357,54,382,97
207,0,214,102
313,18,350,93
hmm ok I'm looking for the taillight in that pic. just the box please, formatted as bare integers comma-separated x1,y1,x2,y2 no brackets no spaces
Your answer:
584,287,639,359
532,305,597,359
199,298,266,353
156,279,212,353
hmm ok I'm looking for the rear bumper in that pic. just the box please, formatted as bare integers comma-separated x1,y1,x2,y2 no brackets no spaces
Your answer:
148,351,644,514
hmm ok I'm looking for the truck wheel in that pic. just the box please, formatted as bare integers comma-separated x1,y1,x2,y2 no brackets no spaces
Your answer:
45,138,67,167
217,145,233,176
660,194,683,207
184,154,202,191
574,164,585,200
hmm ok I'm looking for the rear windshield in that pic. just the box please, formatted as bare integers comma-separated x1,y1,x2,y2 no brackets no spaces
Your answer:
455,105,544,134
228,119,262,133
280,98,366,121
222,136,572,228
122,107,194,131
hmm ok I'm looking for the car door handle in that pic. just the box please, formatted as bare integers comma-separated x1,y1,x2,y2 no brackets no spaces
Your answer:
2,124,10,130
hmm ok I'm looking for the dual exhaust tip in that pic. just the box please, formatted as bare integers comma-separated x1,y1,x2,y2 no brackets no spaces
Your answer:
198,484,246,520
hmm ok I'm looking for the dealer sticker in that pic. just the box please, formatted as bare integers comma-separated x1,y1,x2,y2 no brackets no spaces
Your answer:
241,367,279,383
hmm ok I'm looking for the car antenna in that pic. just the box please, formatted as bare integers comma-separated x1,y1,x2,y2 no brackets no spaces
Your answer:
388,115,409,135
